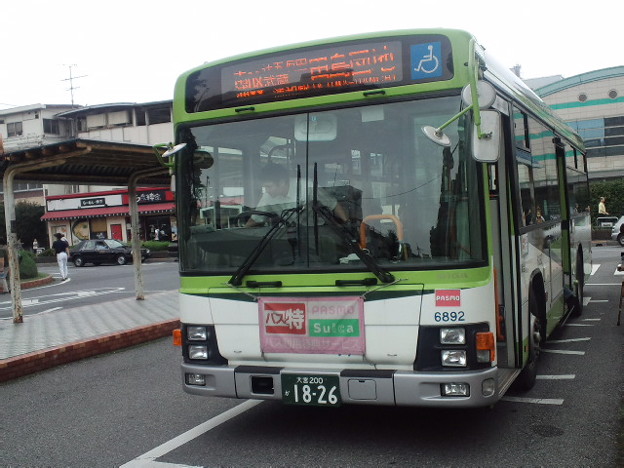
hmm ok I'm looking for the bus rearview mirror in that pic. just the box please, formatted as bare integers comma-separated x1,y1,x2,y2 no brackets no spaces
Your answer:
472,110,500,162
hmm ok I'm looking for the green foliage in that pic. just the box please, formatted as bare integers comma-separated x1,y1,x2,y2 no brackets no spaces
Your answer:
141,241,171,251
0,202,49,249
39,248,55,257
589,179,624,220
18,250,38,279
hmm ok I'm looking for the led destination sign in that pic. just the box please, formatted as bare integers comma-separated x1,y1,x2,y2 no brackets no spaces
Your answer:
186,34,453,112
222,40,402,100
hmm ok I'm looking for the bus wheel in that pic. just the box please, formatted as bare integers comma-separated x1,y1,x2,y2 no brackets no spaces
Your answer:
516,294,542,391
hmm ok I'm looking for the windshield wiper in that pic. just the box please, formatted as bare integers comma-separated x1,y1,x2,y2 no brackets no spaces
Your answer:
228,206,302,286
310,163,394,284
312,203,395,284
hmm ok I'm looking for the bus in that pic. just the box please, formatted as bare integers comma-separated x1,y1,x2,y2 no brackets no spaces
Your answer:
163,28,591,407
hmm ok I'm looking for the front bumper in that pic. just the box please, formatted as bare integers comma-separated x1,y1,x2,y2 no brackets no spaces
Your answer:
181,363,500,408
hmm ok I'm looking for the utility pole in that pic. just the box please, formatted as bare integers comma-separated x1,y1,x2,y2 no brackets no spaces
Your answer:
61,64,87,106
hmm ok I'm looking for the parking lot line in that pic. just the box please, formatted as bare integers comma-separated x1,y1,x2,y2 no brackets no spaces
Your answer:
536,374,575,380
121,400,262,467
502,396,564,405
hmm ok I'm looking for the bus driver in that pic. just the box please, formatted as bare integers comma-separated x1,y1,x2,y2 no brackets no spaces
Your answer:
246,163,348,227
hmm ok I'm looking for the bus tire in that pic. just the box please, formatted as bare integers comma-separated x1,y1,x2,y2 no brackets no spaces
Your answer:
516,293,542,391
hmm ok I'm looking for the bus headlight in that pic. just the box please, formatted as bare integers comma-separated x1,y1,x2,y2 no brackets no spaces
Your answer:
441,350,467,367
189,345,209,360
187,326,208,341
440,327,466,344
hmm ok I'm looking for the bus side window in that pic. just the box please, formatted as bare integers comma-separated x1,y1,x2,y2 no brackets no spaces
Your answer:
517,159,534,227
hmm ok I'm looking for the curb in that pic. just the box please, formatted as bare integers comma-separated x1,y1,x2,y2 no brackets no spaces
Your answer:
21,275,55,289
592,241,619,247
0,319,180,383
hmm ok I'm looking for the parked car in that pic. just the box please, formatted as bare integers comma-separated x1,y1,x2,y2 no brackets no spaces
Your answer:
611,216,624,246
70,239,150,267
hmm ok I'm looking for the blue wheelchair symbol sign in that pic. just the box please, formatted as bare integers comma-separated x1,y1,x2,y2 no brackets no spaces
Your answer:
411,42,443,80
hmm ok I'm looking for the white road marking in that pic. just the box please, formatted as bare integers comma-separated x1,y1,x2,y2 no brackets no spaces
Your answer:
582,318,601,322
502,396,564,405
591,264,600,275
536,374,575,380
547,337,590,344
0,288,126,311
121,400,262,467
541,349,585,355
589,299,608,303
34,307,63,316
565,323,594,327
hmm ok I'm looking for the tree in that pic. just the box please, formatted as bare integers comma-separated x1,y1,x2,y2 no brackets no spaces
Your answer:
0,202,49,249
589,179,624,220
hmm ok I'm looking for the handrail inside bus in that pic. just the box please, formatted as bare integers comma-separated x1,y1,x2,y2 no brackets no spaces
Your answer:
359,214,404,250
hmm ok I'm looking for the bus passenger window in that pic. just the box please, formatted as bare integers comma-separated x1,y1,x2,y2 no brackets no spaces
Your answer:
517,160,534,226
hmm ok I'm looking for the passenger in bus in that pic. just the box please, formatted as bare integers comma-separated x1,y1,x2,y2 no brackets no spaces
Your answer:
522,205,532,226
245,163,348,227
535,207,545,223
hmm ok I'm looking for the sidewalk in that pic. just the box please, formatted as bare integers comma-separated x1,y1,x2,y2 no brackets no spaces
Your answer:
0,289,179,382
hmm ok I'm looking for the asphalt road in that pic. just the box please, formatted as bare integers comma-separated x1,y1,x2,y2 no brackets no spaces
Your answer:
0,260,180,319
1,247,623,467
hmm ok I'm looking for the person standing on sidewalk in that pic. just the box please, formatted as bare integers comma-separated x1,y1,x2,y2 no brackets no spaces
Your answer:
52,233,70,281
598,196,609,215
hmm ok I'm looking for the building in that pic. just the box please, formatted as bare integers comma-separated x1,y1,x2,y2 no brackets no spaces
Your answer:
533,66,624,181
0,101,175,246
0,104,76,205
42,187,176,243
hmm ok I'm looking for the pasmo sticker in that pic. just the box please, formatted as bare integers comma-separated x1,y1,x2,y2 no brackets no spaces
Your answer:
435,289,461,307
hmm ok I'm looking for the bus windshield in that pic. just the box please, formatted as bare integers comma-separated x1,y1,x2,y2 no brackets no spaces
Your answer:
177,95,486,276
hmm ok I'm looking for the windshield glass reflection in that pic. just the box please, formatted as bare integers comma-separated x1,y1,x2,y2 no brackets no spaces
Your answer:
177,96,486,275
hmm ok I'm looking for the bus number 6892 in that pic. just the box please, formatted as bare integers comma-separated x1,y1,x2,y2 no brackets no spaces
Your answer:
434,311,465,322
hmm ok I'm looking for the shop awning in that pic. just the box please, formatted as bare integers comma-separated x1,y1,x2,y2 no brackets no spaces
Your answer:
41,202,175,221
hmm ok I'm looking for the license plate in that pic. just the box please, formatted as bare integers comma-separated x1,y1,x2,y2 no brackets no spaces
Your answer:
281,374,341,407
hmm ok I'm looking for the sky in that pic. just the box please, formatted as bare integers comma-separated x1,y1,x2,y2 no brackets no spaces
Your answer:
1,0,621,109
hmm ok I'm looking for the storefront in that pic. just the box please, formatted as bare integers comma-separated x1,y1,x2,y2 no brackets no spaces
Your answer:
41,187,176,245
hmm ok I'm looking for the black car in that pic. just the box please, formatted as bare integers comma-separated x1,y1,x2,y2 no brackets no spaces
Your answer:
70,239,150,267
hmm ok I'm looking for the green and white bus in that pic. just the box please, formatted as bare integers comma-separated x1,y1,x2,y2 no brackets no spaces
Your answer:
165,28,591,407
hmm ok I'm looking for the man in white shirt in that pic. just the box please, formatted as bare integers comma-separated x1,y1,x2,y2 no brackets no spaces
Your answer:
246,163,347,227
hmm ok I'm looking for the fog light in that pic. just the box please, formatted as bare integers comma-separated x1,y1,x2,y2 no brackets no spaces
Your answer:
440,327,466,344
189,345,209,360
482,378,496,397
186,373,206,386
441,383,470,397
187,326,208,341
441,350,467,367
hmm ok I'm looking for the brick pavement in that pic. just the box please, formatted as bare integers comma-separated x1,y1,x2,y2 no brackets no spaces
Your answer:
0,288,179,382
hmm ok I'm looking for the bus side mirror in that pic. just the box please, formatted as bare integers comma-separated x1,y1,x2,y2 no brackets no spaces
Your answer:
472,110,500,162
